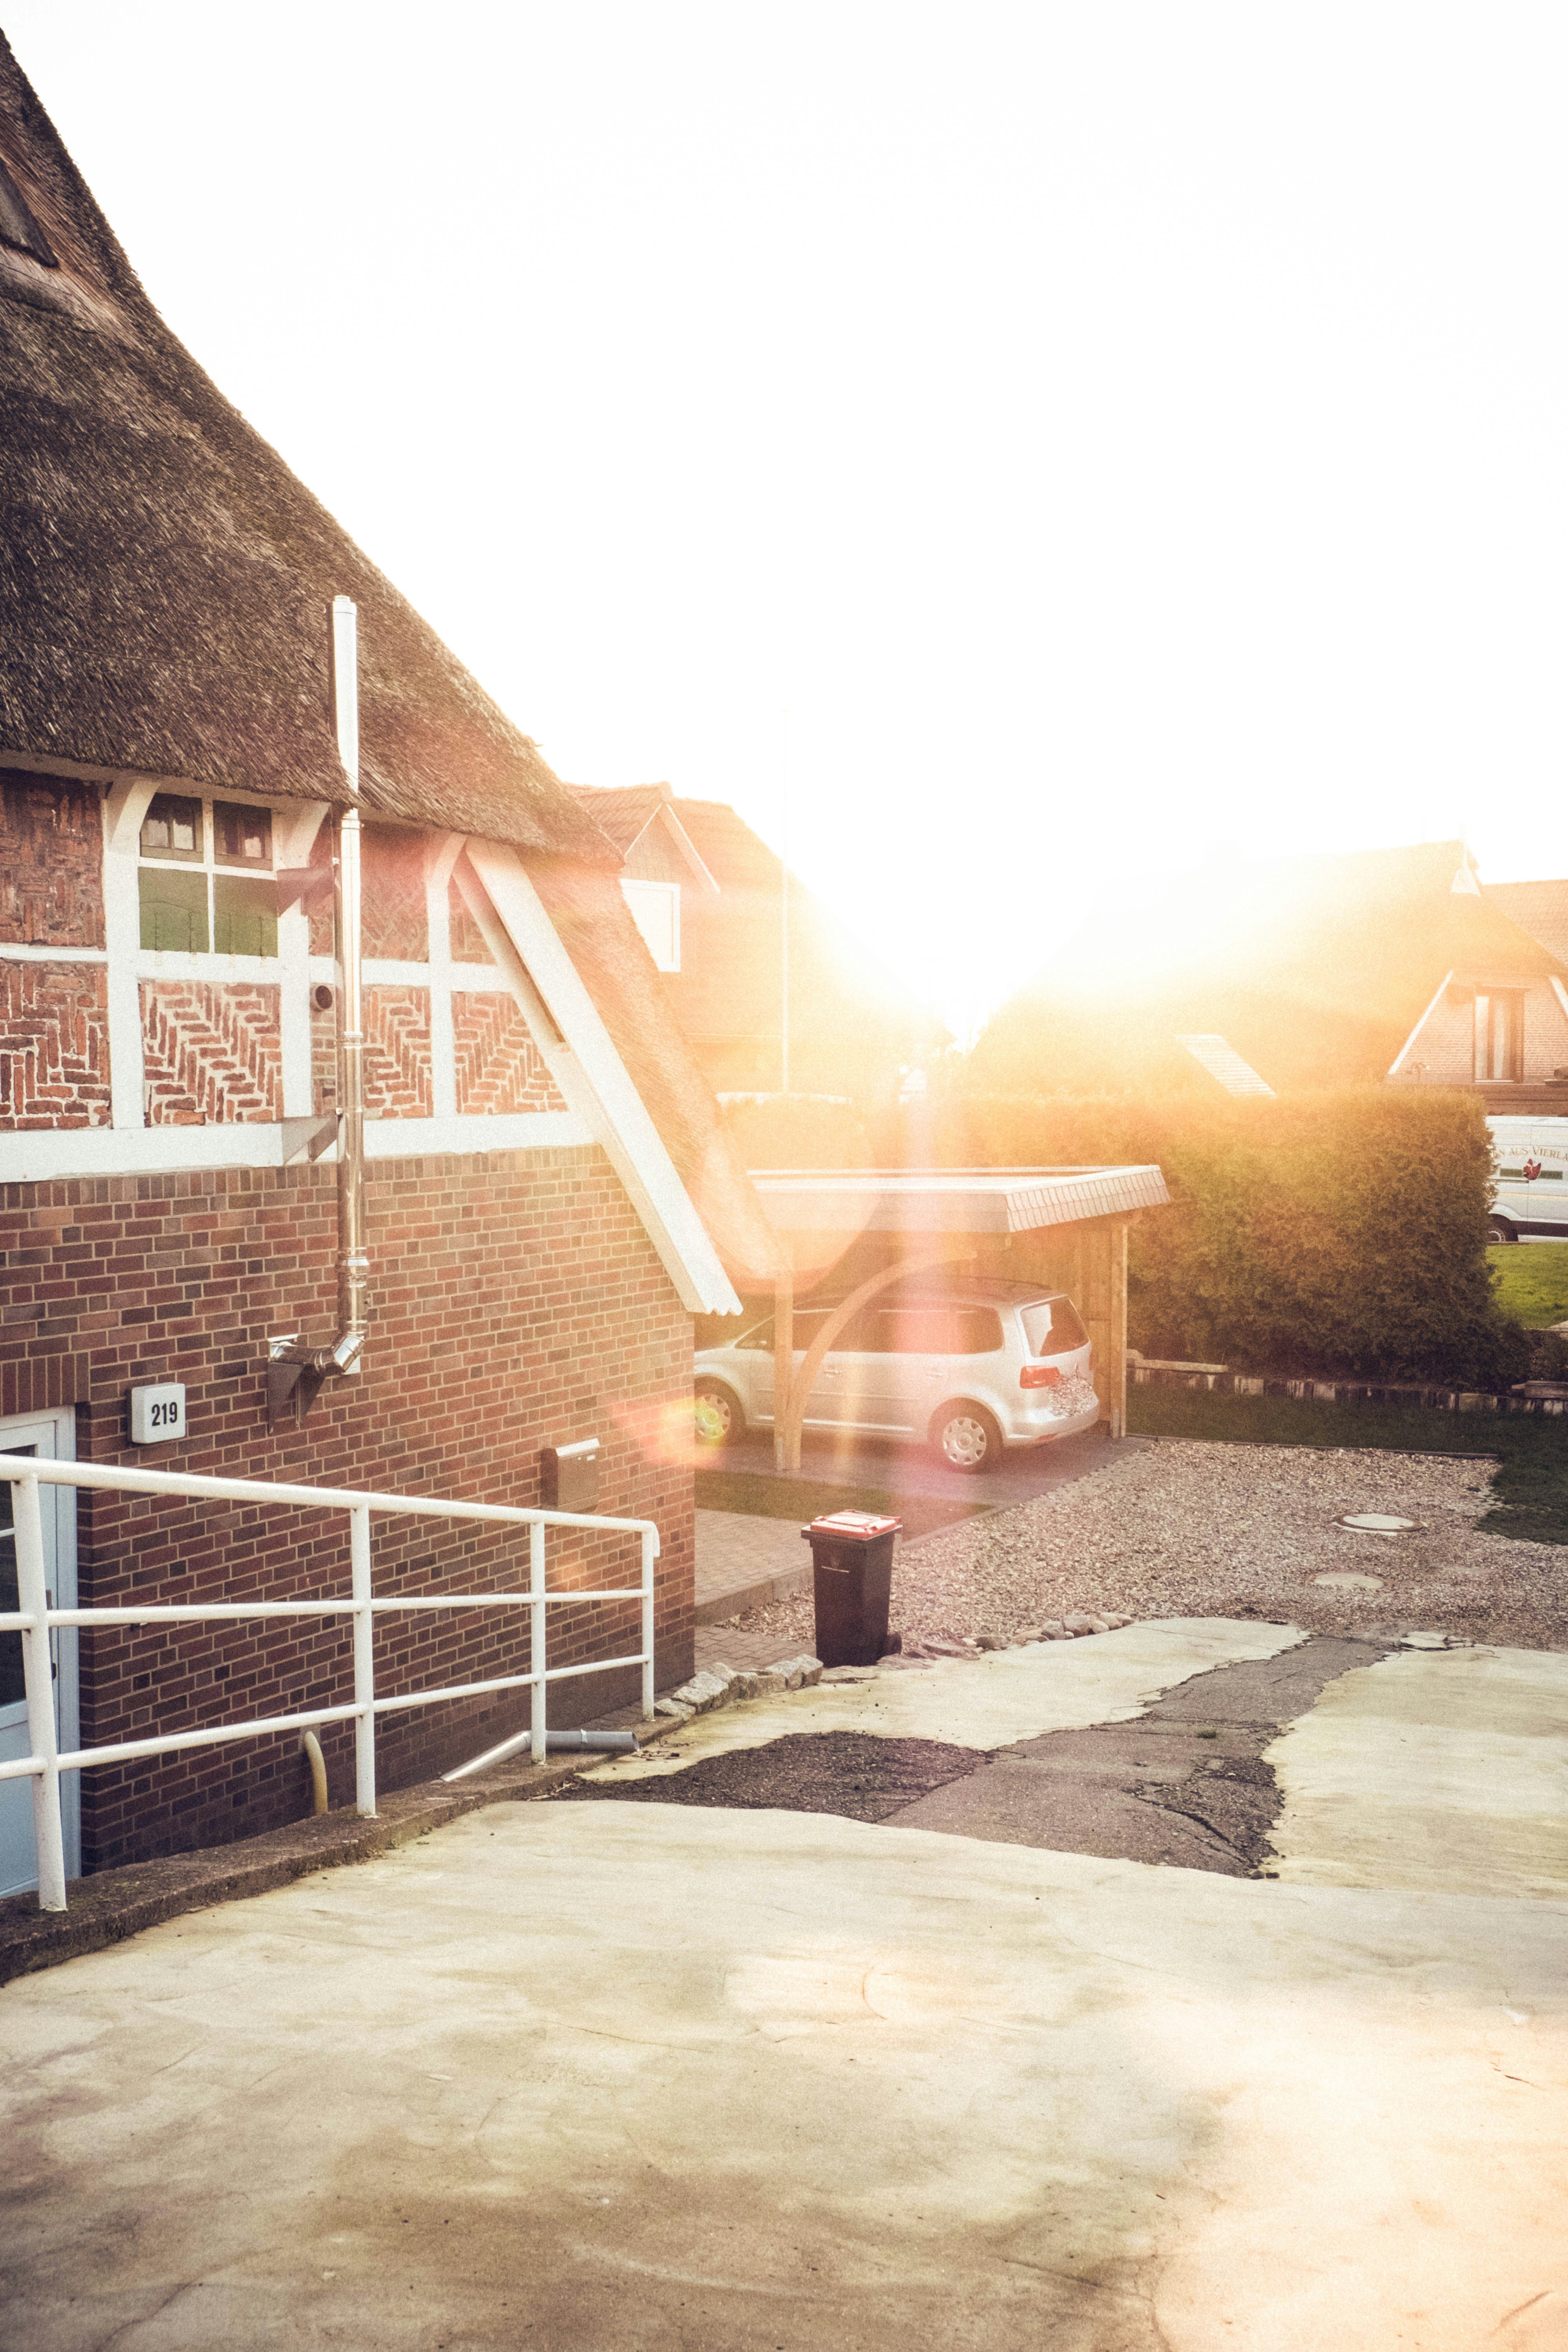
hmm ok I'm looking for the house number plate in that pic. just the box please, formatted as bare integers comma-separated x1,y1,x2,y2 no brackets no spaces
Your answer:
129,1383,187,1445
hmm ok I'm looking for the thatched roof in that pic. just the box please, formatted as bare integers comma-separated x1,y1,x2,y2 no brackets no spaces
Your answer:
0,37,782,1292
0,35,604,859
975,838,1568,1096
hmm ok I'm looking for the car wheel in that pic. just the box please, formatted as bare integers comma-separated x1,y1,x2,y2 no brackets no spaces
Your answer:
1487,1217,1519,1246
693,1379,744,1447
929,1401,1002,1473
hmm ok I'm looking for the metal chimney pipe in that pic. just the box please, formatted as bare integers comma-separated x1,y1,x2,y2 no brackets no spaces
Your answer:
265,599,368,1413
330,596,369,1377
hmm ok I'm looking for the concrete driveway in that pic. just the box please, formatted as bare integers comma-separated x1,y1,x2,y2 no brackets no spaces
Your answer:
3,1625,1566,2351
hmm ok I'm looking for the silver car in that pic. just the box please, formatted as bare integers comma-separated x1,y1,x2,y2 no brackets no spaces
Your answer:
693,1277,1100,1471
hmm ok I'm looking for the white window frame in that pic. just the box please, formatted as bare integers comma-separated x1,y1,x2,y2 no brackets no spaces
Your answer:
123,787,318,1129
620,877,681,973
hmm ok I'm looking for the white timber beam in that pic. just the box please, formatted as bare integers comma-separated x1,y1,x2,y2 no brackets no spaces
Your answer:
457,841,741,1316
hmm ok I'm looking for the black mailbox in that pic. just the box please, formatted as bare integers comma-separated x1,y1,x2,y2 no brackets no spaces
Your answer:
541,1438,600,1512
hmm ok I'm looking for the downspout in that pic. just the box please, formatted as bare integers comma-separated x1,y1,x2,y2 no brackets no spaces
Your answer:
266,597,368,1422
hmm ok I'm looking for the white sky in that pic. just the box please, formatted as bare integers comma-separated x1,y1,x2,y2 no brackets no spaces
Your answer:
7,4,1567,1037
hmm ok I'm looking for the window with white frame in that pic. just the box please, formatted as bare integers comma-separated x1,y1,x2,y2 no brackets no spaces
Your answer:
138,793,278,956
621,877,680,973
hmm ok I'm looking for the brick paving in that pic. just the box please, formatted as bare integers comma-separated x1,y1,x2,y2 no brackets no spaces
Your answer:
695,1508,810,1621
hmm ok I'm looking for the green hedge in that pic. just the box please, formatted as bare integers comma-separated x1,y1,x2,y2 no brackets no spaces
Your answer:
847,1086,1543,1389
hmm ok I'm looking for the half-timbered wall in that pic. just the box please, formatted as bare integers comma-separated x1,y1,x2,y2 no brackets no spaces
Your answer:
0,780,575,1171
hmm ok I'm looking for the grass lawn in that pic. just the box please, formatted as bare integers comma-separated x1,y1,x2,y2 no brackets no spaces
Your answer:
1488,1241,1568,1328
694,1466,989,1546
1128,1382,1568,1545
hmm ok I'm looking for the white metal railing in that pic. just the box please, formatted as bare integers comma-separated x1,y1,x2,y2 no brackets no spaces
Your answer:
0,1453,659,1914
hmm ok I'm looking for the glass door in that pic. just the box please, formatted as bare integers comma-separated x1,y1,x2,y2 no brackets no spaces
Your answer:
0,1413,79,1897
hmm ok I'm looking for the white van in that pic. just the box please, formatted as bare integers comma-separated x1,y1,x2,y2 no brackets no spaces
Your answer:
1487,1116,1568,1243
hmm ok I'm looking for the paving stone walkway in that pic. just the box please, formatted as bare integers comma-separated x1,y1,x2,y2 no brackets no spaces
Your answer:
694,1508,809,1624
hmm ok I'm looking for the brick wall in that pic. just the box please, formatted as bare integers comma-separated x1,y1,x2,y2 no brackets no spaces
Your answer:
0,962,111,1128
365,985,434,1117
0,774,104,950
141,981,283,1125
361,824,429,960
0,1143,696,1872
453,993,566,1114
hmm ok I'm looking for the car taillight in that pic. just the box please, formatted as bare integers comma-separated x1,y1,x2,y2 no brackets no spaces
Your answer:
1020,1363,1061,1388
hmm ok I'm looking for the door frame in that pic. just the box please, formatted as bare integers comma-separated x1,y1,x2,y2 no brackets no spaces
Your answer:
0,1406,80,1885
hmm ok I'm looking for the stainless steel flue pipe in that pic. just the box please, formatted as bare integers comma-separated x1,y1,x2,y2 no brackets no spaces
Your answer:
266,596,368,1401
329,595,369,1377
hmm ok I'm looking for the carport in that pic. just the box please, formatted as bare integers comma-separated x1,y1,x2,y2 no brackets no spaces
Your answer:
750,1166,1170,1470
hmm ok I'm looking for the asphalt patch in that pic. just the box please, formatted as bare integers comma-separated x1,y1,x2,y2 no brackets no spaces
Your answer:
886,1635,1391,1873
547,1731,984,1823
556,1636,1393,1875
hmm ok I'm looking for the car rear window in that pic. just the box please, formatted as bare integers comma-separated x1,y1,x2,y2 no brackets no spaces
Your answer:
1021,1297,1087,1355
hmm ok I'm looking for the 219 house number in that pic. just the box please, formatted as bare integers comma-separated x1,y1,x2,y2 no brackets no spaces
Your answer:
129,1383,186,1445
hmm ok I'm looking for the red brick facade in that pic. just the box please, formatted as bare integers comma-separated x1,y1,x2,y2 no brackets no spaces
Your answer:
1,1143,696,1872
0,962,112,1129
309,986,439,1119
454,992,567,1114
141,981,284,1125
0,774,105,951
361,824,430,961
365,985,434,1118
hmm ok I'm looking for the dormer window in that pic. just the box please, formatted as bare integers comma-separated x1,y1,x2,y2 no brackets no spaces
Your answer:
0,158,58,269
139,792,278,956
621,878,681,973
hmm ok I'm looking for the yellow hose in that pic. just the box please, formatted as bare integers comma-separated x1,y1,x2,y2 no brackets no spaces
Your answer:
301,1730,328,1815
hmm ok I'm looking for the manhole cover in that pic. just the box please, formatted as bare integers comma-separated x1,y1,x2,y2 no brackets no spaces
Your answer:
1337,1513,1424,1535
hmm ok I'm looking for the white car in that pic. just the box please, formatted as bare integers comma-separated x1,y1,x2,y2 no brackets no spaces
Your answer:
1488,1116,1568,1243
693,1278,1100,1472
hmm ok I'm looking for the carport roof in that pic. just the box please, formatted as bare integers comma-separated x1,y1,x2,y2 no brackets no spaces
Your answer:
746,1165,1169,1236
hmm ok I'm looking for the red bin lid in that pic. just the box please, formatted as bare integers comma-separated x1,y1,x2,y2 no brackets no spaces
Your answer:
805,1510,902,1539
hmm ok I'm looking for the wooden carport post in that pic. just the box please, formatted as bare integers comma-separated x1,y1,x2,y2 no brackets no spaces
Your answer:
772,1266,795,1473
772,1238,978,1473
1081,1214,1131,1438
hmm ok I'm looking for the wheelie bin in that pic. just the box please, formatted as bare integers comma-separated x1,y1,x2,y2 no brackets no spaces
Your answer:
801,1510,902,1667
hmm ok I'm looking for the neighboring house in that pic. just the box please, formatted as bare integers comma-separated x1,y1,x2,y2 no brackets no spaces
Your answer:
974,839,1568,1109
572,784,946,1103
0,38,779,1891
1485,879,1568,970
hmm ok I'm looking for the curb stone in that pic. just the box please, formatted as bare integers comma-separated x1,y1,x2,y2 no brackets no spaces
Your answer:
657,1654,825,1720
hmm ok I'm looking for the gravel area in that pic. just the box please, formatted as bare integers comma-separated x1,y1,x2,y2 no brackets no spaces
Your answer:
724,1438,1568,1654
